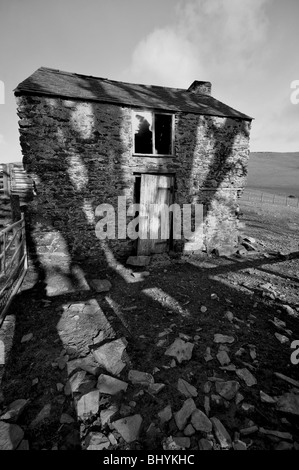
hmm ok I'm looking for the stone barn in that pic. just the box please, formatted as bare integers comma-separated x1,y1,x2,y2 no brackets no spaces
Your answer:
14,67,252,275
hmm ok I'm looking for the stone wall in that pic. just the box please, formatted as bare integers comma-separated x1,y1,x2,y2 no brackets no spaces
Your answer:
16,94,251,269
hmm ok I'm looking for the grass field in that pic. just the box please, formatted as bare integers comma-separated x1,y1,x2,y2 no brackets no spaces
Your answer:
246,151,299,197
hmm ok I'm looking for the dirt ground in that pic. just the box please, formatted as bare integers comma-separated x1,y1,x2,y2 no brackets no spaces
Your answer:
0,199,299,450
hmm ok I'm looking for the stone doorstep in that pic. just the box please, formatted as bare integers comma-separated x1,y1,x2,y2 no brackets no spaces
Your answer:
126,256,150,267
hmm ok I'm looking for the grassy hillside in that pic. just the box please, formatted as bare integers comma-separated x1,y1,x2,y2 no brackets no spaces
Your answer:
245,152,299,197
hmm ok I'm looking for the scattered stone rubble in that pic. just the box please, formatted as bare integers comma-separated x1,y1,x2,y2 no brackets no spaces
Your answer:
1,274,299,450
2,314,299,451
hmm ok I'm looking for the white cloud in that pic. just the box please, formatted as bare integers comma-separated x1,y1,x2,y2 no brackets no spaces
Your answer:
123,0,270,88
123,27,202,88
123,0,299,151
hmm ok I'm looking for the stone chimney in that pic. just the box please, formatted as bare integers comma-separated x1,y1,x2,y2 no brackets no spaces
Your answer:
188,80,212,96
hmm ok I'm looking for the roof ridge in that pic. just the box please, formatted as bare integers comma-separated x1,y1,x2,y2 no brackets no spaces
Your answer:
37,66,187,92
14,67,253,120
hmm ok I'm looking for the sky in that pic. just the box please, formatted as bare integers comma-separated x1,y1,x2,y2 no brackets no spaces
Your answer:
0,0,298,163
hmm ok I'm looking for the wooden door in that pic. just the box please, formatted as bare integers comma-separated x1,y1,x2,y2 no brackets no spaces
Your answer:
137,174,174,255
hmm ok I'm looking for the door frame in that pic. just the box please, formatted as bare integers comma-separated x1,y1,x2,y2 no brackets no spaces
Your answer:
134,172,176,255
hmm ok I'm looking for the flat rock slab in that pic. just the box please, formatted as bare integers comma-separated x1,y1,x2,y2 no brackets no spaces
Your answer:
0,316,15,366
218,344,230,352
242,403,255,412
64,371,96,396
148,383,165,394
163,436,182,450
97,374,128,395
57,299,115,356
126,256,150,267
204,347,213,362
217,350,231,366
0,399,29,423
64,370,86,395
243,237,256,244
220,364,236,372
85,432,110,450
259,427,293,441
282,305,298,317
275,442,293,451
191,409,212,433
0,340,4,365
158,405,172,424
277,393,299,416
131,272,150,281
100,405,118,427
29,404,51,429
128,370,154,386
112,414,143,443
173,436,191,449
214,334,235,344
240,425,258,436
275,333,289,344
225,311,234,322
174,398,197,430
57,356,68,370
21,333,33,343
184,424,196,436
260,390,277,404
233,440,247,450
204,396,210,416
90,279,112,293
211,394,223,406
17,439,29,450
211,417,232,449
93,338,127,376
203,381,212,394
177,378,198,398
165,338,194,363
215,381,240,401
0,421,24,450
67,356,101,377
274,372,299,388
198,438,213,450
76,390,101,421
236,368,257,387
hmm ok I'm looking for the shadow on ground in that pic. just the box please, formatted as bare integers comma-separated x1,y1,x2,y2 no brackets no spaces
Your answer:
1,246,299,450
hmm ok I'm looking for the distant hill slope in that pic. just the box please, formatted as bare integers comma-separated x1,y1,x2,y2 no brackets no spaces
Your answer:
246,152,299,197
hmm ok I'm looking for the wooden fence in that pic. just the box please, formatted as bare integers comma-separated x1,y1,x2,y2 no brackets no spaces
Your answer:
0,162,34,205
0,213,27,325
240,189,299,208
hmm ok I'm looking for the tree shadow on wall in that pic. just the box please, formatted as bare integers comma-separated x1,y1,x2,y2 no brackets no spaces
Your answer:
0,78,269,450
19,76,251,284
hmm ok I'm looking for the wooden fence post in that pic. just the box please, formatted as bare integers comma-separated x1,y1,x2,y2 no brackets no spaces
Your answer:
10,195,21,223
3,164,11,198
10,195,23,266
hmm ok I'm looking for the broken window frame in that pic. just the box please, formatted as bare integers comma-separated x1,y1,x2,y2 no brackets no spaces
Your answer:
132,110,174,157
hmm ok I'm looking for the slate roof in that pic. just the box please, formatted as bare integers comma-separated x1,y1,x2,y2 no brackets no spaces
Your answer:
14,67,252,120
